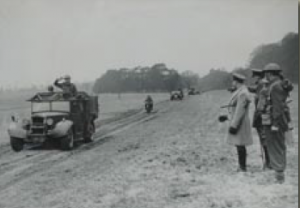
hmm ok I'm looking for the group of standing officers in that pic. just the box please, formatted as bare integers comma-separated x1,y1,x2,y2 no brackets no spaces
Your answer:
222,62,294,183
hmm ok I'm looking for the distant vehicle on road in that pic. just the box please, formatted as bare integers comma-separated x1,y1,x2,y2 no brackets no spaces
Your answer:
145,95,153,113
188,88,201,95
170,91,183,101
188,88,196,95
7,91,99,151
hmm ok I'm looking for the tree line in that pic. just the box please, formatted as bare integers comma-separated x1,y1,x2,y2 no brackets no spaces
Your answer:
92,63,200,93
197,32,298,92
249,32,298,83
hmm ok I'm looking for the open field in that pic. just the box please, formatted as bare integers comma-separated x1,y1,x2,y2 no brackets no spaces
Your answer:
0,88,297,208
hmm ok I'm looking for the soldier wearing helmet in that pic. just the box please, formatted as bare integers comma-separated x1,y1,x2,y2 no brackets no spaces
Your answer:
248,68,271,170
248,68,264,96
263,63,293,183
54,75,77,96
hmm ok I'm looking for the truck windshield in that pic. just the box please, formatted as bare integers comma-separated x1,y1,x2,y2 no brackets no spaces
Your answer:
32,102,70,113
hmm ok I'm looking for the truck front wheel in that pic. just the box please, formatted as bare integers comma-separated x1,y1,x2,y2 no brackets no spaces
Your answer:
10,137,24,152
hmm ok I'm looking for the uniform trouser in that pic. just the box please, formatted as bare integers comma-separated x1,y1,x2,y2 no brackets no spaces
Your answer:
256,126,270,167
265,127,286,172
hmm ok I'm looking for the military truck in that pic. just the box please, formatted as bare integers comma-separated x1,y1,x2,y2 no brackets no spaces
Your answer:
7,91,99,151
188,88,201,95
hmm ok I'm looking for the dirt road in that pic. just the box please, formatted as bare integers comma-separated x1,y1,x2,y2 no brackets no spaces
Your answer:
0,91,298,208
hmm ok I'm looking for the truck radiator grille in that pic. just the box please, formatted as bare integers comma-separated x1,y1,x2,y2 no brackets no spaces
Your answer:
32,117,44,126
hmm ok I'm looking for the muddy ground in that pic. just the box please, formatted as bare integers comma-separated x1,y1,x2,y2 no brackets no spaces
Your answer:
0,90,298,208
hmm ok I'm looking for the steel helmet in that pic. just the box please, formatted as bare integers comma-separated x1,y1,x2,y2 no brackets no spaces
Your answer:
251,68,263,73
251,68,263,77
263,63,281,72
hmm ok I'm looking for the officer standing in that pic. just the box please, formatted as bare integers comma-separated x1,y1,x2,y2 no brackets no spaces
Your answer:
54,75,77,96
248,69,271,170
263,63,293,183
226,73,253,172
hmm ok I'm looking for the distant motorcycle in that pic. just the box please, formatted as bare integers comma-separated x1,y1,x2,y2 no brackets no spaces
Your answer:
145,102,153,113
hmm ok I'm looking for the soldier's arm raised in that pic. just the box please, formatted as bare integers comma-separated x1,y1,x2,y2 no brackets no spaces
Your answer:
54,78,63,89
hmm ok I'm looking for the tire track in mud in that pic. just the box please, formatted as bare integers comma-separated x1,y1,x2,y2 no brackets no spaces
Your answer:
0,145,11,158
0,100,170,192
0,109,143,168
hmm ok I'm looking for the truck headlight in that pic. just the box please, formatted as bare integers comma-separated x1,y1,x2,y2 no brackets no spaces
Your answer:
46,118,54,126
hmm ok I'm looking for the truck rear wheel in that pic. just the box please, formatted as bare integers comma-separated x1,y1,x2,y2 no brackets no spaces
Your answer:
60,129,74,151
10,137,24,152
84,122,95,143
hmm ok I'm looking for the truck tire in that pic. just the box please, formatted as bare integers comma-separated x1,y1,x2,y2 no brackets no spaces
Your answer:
60,129,74,151
10,137,24,152
84,122,95,143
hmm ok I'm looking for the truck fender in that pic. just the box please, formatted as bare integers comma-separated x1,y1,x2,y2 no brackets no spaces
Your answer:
7,121,27,139
52,120,73,137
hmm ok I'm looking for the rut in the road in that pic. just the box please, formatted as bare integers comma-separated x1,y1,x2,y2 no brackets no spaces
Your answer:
0,100,170,192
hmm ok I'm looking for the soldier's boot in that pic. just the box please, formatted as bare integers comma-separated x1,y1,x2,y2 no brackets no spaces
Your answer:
275,171,285,184
237,146,247,172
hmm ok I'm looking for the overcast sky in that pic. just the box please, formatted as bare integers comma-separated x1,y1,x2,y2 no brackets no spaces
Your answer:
0,0,298,88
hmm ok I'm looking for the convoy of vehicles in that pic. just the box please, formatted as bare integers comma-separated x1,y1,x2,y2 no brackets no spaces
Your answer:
7,87,195,152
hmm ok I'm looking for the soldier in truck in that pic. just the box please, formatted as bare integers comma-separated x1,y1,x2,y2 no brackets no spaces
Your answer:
54,75,77,96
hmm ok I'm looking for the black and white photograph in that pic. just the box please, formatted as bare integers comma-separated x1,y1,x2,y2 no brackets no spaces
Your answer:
0,0,298,208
